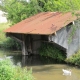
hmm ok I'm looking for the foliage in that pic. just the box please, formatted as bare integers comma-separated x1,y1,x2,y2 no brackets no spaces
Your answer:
2,0,42,24
66,50,80,66
0,23,10,48
38,0,80,12
14,67,33,80
1,38,21,50
0,23,21,50
0,59,34,80
39,43,66,62
0,59,15,80
0,23,10,43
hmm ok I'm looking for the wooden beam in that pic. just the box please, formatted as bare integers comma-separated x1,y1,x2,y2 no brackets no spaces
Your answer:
10,36,22,43
6,33,22,43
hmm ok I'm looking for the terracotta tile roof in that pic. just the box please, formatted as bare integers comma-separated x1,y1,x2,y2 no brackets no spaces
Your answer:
4,12,77,35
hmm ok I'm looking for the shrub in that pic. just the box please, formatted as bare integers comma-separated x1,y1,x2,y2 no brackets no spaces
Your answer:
14,67,34,80
0,59,34,80
39,43,66,62
0,59,14,80
1,38,21,50
0,23,21,50
66,50,80,66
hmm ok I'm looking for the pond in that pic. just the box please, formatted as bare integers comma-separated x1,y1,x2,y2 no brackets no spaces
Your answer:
0,49,80,80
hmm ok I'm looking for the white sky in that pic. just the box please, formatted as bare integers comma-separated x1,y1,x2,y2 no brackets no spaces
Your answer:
26,0,30,2
0,10,7,23
0,1,1,4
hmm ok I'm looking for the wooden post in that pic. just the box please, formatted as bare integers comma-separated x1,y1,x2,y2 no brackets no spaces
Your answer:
22,34,28,55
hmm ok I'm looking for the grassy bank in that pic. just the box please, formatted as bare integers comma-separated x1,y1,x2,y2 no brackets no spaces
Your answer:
0,23,21,50
66,50,80,66
0,23,10,44
0,59,34,80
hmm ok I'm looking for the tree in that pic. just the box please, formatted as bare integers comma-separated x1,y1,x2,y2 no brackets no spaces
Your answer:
2,0,80,24
39,0,80,12
2,0,43,24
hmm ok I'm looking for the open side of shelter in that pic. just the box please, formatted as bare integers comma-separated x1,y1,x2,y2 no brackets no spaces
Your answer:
4,12,80,58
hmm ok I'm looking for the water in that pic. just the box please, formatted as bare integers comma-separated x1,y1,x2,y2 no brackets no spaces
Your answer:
0,50,80,80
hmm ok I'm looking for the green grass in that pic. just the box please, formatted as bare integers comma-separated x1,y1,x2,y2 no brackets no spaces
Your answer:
0,23,10,44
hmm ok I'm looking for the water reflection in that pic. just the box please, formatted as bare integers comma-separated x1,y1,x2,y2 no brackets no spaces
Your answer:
0,50,80,80
12,54,41,66
12,54,60,67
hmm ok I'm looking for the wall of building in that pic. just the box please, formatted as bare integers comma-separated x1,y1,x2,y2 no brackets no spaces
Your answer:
48,21,80,58
31,35,41,54
67,21,80,57
48,27,68,49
